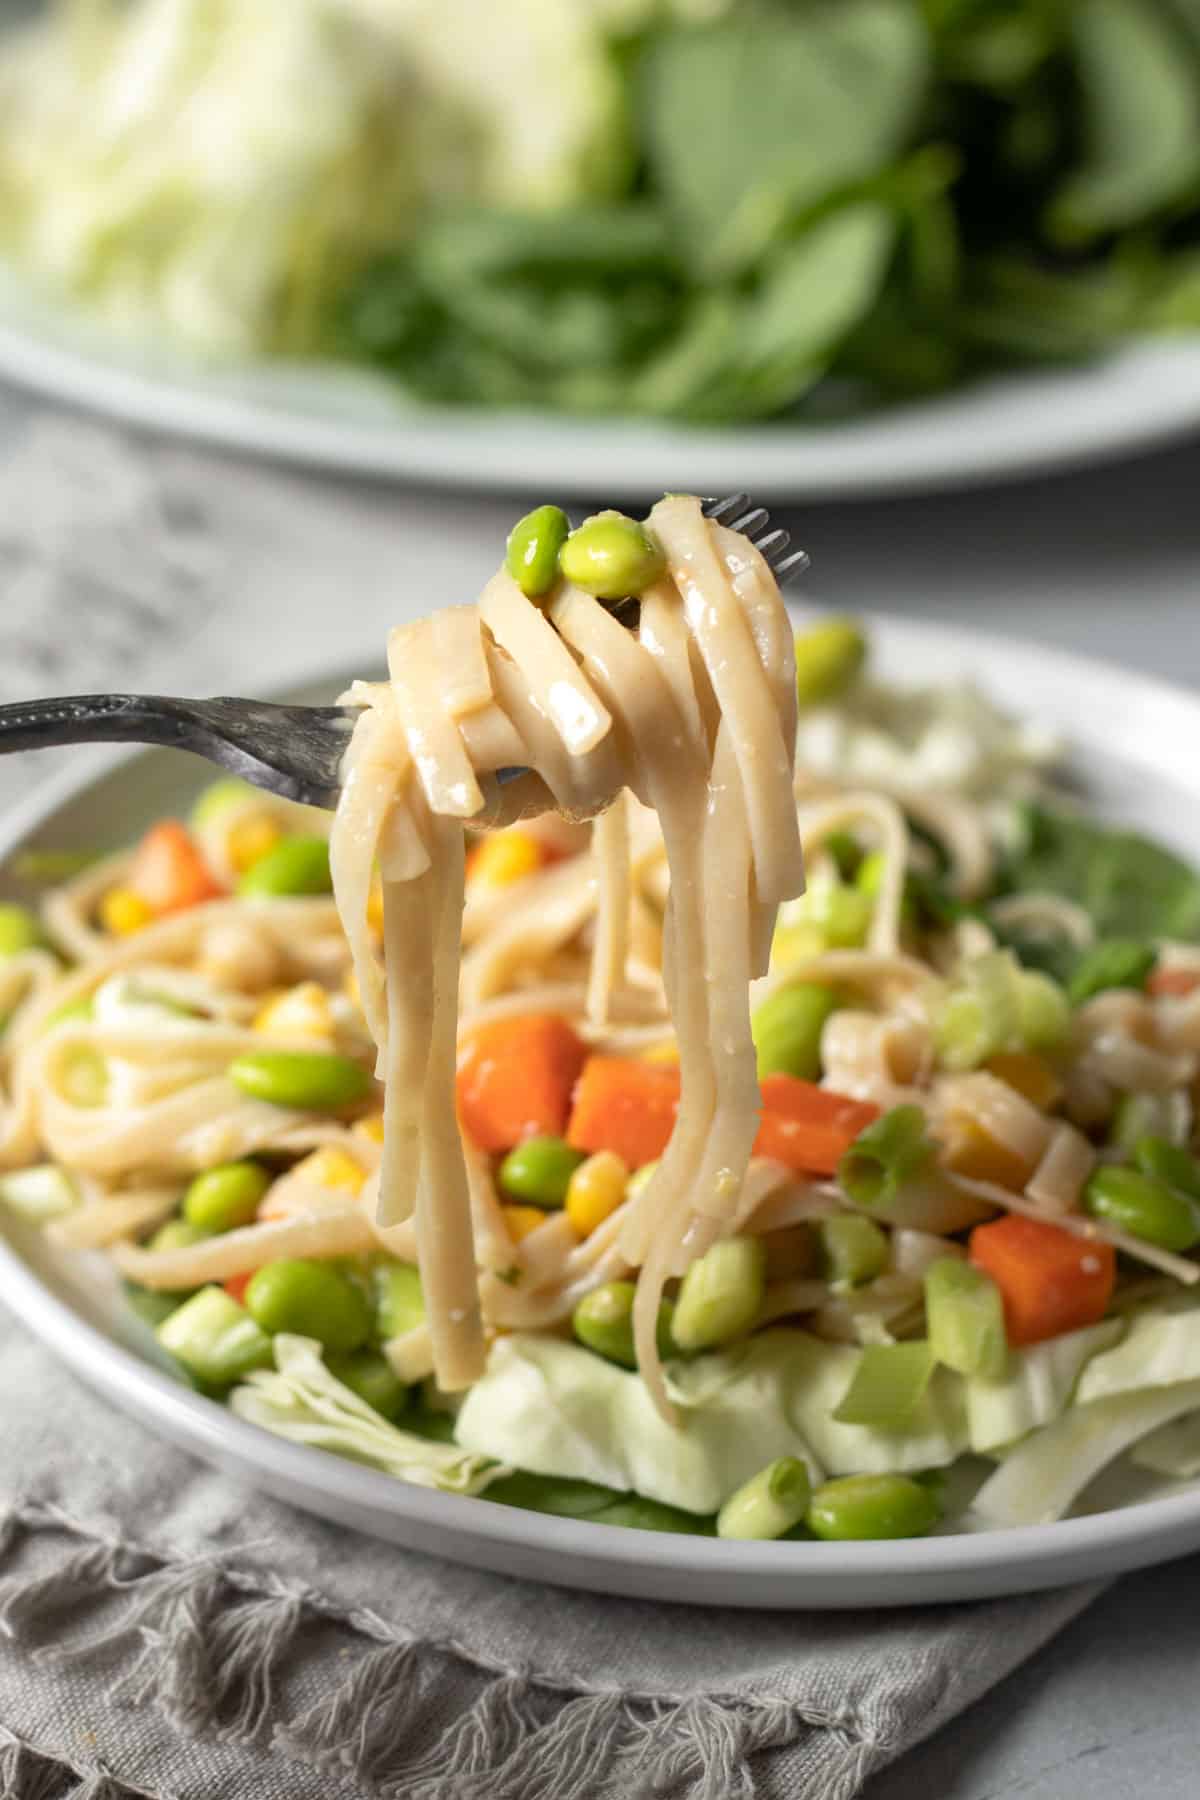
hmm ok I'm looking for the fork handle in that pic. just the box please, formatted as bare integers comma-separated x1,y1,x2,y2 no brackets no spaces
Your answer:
0,693,350,807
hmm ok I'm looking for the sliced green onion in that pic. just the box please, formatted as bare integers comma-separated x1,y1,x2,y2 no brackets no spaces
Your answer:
816,1214,889,1286
0,1164,78,1221
157,1286,273,1388
838,1105,936,1208
717,1457,812,1541
924,1257,1007,1378
1015,970,1072,1052
752,982,838,1082
832,1341,935,1427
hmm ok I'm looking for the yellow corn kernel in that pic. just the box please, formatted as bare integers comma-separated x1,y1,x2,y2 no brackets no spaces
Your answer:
943,1118,1029,1191
98,887,154,937
641,1039,680,1065
367,877,384,934
984,1050,1064,1113
502,1203,548,1243
565,1150,628,1236
229,815,283,874
469,830,543,888
253,981,333,1040
357,1111,386,1144
294,1145,366,1197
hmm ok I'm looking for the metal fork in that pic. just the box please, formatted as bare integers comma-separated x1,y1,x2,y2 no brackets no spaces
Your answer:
0,496,807,810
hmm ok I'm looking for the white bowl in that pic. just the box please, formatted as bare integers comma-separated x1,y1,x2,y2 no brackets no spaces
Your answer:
4,618,1200,1608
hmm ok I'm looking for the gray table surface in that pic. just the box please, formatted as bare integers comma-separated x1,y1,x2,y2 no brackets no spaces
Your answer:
1,381,1198,1799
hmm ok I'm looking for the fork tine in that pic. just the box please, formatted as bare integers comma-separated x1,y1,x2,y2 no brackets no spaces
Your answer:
772,547,811,581
753,528,790,559
729,506,770,537
702,493,750,524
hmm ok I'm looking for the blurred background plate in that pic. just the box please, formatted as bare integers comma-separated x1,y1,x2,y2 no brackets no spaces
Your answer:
3,271,1200,500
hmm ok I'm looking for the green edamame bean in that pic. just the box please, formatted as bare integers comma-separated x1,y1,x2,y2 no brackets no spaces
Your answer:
190,777,256,829
794,618,867,706
559,513,666,600
817,1214,889,1286
1134,1135,1200,1202
717,1457,812,1541
572,1280,676,1369
244,1258,372,1352
671,1236,766,1352
752,982,838,1082
371,1259,426,1340
806,1473,940,1542
506,505,569,599
1083,1164,1200,1252
326,1348,408,1420
237,836,332,898
0,904,42,958
499,1135,586,1208
229,1050,371,1111
183,1160,271,1234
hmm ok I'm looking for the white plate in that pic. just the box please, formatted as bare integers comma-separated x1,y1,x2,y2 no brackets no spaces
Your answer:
5,618,1200,1609
3,268,1200,499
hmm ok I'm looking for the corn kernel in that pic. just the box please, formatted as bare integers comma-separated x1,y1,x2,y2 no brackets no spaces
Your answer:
565,1150,628,1236
228,815,283,875
984,1050,1064,1113
641,1039,680,1065
357,1111,386,1144
943,1118,1029,1190
502,1203,549,1243
253,981,333,1040
469,830,543,888
294,1145,366,1197
367,878,384,934
98,887,154,937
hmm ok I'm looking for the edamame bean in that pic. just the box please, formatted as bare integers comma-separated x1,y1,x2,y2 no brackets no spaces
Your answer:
794,618,867,706
817,1214,889,1286
505,505,569,599
671,1236,766,1352
559,513,666,600
229,1050,371,1110
752,982,837,1082
183,1161,271,1234
237,836,332,898
572,1280,676,1369
244,1258,372,1352
1083,1164,1200,1252
191,777,256,829
806,1473,940,1541
371,1259,426,1340
326,1348,408,1420
1134,1135,1200,1202
498,1134,587,1208
717,1457,812,1541
0,904,41,958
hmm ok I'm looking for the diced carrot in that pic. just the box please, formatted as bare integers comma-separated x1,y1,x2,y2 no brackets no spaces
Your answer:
457,1013,587,1154
969,1212,1115,1347
1148,967,1200,999
567,1056,681,1168
128,821,222,915
756,1075,880,1176
224,1272,252,1306
566,1059,878,1177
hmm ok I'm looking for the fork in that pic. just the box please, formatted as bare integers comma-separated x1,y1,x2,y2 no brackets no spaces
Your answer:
0,496,807,809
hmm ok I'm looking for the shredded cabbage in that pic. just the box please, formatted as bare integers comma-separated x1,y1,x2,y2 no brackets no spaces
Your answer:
1076,1303,1200,1404
1130,1412,1200,1479
230,1334,503,1494
967,1379,1200,1529
964,1319,1124,1454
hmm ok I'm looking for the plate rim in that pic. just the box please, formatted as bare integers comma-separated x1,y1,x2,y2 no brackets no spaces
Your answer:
5,614,1200,1604
3,271,1200,500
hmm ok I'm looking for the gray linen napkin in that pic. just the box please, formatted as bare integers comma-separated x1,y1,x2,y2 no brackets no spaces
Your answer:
0,1307,1098,1800
0,408,1102,1799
